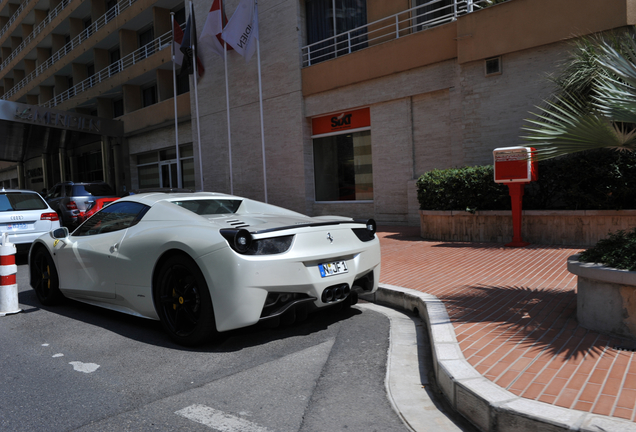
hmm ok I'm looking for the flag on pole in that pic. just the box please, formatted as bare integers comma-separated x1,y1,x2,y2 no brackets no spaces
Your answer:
222,0,258,63
172,17,184,67
199,0,231,58
180,11,205,77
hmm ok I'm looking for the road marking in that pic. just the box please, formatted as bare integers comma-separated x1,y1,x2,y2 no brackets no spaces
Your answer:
52,353,64,358
69,361,100,373
176,405,271,432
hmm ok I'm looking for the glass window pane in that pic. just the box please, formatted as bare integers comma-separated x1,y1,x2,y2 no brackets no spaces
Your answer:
138,164,160,189
160,148,177,161
179,144,193,158
181,158,195,189
313,130,372,201
137,152,158,165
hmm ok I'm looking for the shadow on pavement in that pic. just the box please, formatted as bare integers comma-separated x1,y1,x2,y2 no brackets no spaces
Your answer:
18,286,362,353
439,283,633,360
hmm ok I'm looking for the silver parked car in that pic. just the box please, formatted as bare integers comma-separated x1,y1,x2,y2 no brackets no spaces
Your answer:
0,189,60,252
45,182,117,228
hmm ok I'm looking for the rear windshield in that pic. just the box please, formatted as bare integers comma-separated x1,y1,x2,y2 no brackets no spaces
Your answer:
0,192,47,211
171,199,242,215
71,184,115,196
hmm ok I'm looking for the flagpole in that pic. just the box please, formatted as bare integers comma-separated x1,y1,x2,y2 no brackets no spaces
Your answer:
190,1,205,191
224,40,233,195
170,13,183,189
256,15,267,202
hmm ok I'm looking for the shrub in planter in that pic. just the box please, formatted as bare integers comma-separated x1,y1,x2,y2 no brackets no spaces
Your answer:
578,227,636,271
416,165,509,212
417,150,636,211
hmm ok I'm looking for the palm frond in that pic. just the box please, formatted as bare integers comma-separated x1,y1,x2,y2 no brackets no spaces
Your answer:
522,29,636,160
522,97,636,160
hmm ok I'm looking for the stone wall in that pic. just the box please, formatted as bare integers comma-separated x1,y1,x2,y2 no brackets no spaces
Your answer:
420,210,636,246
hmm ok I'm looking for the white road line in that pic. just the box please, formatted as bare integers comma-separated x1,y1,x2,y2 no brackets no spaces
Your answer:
69,361,100,373
176,405,272,432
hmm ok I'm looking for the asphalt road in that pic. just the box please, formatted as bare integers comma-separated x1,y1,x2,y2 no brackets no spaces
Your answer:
1,255,411,432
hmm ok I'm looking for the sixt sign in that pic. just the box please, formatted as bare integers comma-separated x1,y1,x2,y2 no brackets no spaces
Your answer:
331,113,352,128
312,107,370,136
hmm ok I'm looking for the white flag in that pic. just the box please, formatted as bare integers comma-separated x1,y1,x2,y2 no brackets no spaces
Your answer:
222,0,258,63
200,0,226,58
172,17,185,66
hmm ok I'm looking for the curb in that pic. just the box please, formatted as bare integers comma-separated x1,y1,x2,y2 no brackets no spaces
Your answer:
361,284,636,432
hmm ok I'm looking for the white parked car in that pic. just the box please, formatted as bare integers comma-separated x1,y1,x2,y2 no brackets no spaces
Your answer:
29,192,381,346
0,189,60,252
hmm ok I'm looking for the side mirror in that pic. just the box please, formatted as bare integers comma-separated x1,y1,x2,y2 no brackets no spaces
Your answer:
50,227,69,239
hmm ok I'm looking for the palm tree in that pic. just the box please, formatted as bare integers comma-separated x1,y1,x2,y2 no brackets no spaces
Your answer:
523,29,636,160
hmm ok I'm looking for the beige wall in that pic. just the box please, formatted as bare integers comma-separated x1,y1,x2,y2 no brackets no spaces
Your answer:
458,0,636,64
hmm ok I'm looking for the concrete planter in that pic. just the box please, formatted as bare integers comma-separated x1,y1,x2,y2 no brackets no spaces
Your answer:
568,255,636,340
419,209,636,246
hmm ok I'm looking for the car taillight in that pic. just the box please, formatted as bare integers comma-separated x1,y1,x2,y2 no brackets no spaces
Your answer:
66,201,78,210
41,212,59,221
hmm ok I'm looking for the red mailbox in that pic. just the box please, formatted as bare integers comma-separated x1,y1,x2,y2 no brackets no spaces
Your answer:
494,146,537,183
493,146,537,247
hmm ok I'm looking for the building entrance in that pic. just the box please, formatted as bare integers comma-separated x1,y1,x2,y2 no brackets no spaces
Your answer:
0,100,124,193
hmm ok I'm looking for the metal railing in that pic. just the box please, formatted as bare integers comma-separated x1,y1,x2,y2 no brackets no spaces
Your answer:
0,0,71,72
41,29,173,108
1,0,140,101
301,0,502,67
0,0,31,40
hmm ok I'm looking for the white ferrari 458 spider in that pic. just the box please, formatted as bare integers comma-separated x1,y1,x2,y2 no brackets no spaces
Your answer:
29,192,380,345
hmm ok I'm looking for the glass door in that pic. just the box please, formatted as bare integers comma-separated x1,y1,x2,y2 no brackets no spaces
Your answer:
160,161,178,188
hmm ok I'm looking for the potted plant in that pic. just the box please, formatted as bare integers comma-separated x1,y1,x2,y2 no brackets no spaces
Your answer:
568,228,636,338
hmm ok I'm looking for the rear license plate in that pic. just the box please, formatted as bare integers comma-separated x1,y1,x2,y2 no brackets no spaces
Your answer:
319,261,348,278
7,223,28,230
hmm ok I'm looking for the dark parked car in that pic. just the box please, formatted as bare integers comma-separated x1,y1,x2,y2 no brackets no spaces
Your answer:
45,182,117,228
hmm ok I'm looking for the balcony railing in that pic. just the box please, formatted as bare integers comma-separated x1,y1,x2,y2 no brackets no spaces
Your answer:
1,0,140,101
301,0,500,67
41,29,173,108
0,0,31,40
0,0,71,72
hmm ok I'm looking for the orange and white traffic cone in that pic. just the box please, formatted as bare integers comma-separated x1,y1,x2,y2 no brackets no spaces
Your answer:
0,233,21,316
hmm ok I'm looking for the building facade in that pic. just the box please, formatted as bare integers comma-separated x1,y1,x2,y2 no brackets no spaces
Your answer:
0,0,634,224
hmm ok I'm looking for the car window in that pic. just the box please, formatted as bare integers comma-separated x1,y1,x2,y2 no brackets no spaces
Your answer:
75,183,115,196
0,193,48,211
171,199,242,215
64,185,73,196
47,185,62,199
73,201,149,236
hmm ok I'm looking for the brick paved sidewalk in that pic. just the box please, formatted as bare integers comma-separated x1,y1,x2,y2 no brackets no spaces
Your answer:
378,226,636,421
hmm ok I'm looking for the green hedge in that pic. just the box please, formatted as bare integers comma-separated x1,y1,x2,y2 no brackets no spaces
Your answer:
417,150,636,211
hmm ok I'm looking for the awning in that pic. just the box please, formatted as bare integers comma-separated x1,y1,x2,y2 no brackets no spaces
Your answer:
0,100,124,162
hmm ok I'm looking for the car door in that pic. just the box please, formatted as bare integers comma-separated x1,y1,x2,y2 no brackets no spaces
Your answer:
55,201,149,299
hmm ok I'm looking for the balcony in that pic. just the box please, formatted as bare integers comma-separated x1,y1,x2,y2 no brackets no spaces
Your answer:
301,0,494,68
301,0,636,96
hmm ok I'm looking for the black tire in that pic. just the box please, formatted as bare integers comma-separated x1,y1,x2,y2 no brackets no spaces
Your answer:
154,255,217,346
30,247,63,305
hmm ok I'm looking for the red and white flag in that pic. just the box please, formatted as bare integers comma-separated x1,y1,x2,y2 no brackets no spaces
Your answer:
222,0,258,63
172,17,184,66
199,0,230,58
